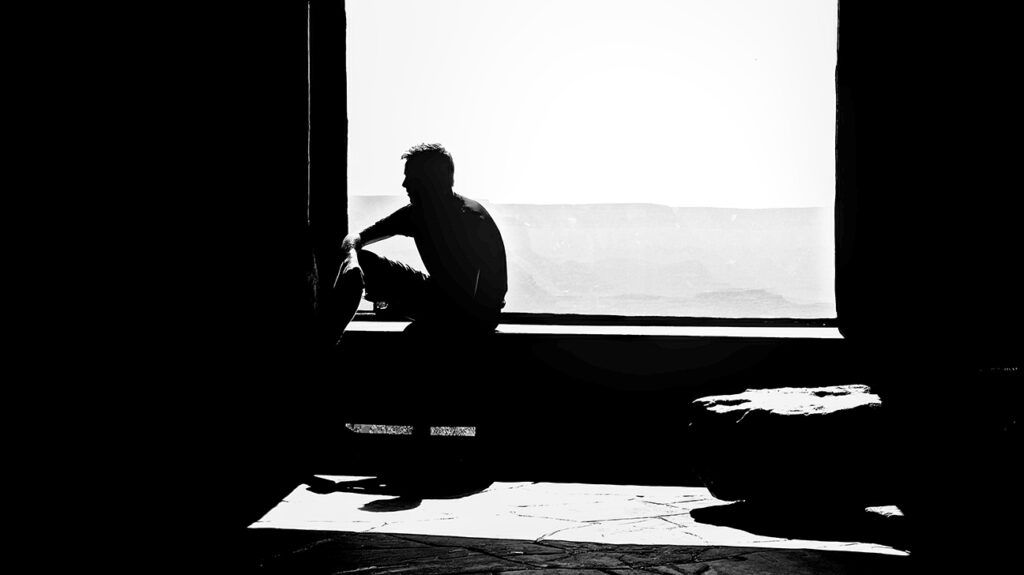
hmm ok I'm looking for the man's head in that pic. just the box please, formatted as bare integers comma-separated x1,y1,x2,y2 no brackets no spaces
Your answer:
401,143,455,205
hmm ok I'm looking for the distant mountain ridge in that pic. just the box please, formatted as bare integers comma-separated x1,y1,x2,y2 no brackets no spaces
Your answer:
348,195,836,318
351,195,828,229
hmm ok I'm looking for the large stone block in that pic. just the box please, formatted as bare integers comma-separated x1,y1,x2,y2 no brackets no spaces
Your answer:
689,385,898,507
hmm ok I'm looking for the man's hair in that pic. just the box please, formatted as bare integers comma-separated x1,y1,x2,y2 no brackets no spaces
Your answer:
401,143,455,186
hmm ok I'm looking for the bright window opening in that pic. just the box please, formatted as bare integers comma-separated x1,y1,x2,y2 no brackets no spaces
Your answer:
347,0,838,319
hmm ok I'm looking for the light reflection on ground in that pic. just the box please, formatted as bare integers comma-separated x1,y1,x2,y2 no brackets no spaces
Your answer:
251,476,908,556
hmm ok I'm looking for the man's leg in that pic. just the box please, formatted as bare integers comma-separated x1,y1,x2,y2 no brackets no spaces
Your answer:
329,245,365,340
352,249,434,438
353,248,431,321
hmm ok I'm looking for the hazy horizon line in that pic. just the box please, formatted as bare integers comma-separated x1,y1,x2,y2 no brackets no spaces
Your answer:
350,194,832,210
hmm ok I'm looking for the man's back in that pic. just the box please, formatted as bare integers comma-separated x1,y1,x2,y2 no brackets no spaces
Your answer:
360,193,507,317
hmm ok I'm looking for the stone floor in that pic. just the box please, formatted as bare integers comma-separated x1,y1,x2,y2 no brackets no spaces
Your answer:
240,475,912,574
240,530,910,574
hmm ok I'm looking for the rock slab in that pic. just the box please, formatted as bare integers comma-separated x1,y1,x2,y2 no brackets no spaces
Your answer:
689,385,897,507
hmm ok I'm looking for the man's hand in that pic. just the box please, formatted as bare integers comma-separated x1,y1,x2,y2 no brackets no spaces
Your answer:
340,233,362,253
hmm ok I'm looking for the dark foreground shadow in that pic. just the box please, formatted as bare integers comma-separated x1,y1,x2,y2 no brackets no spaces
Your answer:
238,529,912,575
691,501,911,553
304,473,494,512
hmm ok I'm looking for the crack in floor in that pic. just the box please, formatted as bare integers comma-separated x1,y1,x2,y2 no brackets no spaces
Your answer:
534,524,581,544
655,517,708,543
632,499,688,510
512,510,694,524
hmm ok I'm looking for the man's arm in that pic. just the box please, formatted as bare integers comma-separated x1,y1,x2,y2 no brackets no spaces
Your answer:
335,204,414,288
341,204,414,253
340,228,386,253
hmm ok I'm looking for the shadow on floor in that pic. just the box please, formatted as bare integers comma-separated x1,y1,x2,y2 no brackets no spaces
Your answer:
690,500,911,553
238,529,913,575
304,472,495,512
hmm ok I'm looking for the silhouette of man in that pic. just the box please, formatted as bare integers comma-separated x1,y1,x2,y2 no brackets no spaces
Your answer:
333,144,507,337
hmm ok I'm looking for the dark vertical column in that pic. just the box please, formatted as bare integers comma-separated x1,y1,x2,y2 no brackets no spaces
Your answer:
835,5,1021,568
837,3,1021,367
160,2,318,544
309,0,348,285
833,0,857,342
835,2,913,351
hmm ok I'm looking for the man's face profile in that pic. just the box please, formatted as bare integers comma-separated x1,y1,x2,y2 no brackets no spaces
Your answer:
402,161,422,206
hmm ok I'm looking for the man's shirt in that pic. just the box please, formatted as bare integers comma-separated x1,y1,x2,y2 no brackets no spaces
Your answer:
362,193,508,315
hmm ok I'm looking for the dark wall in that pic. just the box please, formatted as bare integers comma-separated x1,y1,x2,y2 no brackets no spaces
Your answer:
835,5,1020,558
836,4,1021,372
309,0,349,282
336,331,854,483
155,3,324,534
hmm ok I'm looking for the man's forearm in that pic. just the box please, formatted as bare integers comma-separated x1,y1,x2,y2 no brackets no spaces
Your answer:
344,205,409,251
342,229,389,252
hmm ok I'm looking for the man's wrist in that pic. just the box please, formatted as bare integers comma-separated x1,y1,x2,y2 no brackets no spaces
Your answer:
342,233,362,251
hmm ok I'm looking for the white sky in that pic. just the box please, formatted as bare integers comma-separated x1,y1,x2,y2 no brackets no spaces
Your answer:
346,0,838,208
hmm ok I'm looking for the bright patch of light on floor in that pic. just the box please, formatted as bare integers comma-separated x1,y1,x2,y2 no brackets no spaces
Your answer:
251,475,908,557
700,385,880,416
865,505,904,518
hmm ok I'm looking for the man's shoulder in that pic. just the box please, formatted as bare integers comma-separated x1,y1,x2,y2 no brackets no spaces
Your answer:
454,194,491,219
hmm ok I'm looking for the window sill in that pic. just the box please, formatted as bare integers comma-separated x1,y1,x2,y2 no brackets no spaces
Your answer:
347,318,842,339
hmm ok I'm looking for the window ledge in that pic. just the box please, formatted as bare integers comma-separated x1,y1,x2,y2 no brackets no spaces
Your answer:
347,319,842,339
